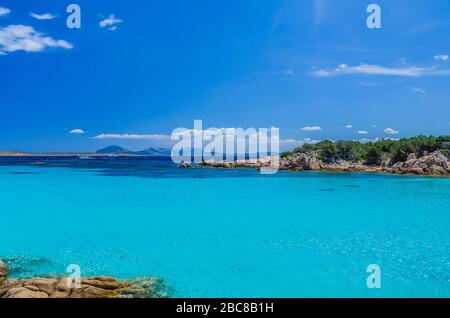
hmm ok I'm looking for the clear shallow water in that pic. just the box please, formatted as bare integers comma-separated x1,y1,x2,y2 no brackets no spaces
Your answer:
0,157,449,297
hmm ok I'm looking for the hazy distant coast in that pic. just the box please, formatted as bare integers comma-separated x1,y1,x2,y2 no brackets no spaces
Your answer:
0,151,136,157
0,145,171,157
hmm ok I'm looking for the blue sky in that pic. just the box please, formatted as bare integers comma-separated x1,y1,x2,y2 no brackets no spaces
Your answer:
0,0,449,152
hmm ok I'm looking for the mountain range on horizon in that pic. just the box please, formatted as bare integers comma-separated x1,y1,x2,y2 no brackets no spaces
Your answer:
96,145,277,158
96,145,171,157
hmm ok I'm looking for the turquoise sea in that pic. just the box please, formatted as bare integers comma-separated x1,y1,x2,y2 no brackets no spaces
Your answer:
0,157,449,297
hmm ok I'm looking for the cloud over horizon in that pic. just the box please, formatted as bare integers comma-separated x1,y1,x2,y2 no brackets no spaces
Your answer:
312,63,450,77
384,128,400,135
301,126,322,131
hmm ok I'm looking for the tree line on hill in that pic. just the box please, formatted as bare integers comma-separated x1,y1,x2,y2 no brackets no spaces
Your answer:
282,135,450,165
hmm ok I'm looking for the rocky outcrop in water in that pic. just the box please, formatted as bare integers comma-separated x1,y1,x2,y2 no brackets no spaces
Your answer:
0,259,169,298
202,157,273,169
279,152,323,171
177,161,195,168
392,150,450,175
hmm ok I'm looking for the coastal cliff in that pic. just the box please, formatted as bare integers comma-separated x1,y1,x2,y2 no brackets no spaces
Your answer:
0,259,168,298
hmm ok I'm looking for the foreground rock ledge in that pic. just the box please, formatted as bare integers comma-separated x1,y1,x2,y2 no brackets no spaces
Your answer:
0,259,167,298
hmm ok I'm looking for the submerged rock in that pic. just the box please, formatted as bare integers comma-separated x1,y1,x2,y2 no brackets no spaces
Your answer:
0,259,169,298
2,256,53,276
0,260,7,285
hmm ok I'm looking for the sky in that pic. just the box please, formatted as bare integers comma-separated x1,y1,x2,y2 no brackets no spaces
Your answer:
0,0,449,152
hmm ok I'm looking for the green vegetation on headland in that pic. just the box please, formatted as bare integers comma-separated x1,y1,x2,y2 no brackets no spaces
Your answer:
282,135,450,165
200,135,450,176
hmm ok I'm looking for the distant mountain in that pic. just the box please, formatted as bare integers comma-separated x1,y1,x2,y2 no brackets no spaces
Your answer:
134,147,171,156
96,146,171,157
96,145,132,154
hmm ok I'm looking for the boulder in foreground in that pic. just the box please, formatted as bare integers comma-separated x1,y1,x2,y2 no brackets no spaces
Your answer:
0,259,169,298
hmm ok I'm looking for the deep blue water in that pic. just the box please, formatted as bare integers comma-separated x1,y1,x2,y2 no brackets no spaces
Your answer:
0,157,449,297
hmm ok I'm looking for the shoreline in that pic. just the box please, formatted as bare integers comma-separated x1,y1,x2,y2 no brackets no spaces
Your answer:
200,150,450,178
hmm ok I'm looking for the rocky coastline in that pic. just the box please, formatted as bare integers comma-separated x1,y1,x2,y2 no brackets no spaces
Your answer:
0,259,168,298
201,150,450,177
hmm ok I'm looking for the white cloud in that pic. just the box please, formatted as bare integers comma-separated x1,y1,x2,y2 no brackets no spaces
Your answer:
357,130,369,135
301,126,322,131
406,22,441,35
30,13,57,20
311,63,450,77
0,7,10,16
357,79,405,87
93,134,171,141
109,26,118,32
412,87,426,94
70,129,85,134
279,137,321,151
358,137,380,143
0,25,73,55
434,54,448,62
345,124,353,129
99,15,123,29
384,128,400,135
283,69,296,76
281,138,320,146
